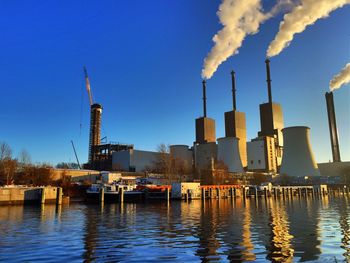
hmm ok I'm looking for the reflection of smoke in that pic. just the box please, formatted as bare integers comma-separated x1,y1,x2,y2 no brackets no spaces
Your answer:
266,199,294,262
267,0,350,57
202,0,294,80
330,63,350,91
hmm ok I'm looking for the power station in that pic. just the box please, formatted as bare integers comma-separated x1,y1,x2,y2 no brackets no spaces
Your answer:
82,59,347,181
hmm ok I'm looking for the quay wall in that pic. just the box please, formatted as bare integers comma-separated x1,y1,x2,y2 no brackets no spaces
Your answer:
0,186,59,205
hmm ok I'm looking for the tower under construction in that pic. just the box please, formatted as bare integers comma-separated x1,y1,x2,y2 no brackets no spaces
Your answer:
88,103,102,166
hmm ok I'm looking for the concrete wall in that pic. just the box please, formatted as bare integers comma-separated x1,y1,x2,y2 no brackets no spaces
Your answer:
194,142,217,170
113,149,163,172
112,150,131,171
52,169,100,182
247,139,266,170
318,161,350,177
170,145,193,168
0,186,58,205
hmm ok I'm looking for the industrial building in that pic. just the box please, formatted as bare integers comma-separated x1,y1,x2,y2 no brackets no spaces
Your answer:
78,61,346,183
112,149,162,172
247,59,284,174
247,136,277,173
194,80,217,171
223,71,247,167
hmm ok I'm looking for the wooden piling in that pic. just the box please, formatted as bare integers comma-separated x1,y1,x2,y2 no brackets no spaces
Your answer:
119,188,124,203
217,188,221,199
41,187,46,205
165,188,170,201
100,187,104,204
56,187,62,206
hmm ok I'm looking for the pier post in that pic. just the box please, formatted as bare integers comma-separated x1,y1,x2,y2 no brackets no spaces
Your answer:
165,188,170,201
209,188,213,199
273,188,277,198
243,187,246,200
254,187,258,199
217,188,221,199
234,188,237,198
230,187,234,200
119,188,124,203
100,187,104,204
56,187,63,206
41,187,46,205
264,188,267,198
298,188,302,197
186,190,189,202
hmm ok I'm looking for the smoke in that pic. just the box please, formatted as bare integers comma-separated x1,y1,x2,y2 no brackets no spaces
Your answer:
330,63,350,91
267,0,350,58
202,0,294,80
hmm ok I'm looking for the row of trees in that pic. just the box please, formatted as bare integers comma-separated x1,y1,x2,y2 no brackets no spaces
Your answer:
0,141,53,186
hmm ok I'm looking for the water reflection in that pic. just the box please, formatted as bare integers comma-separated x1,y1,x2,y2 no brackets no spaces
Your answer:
266,198,294,262
1,196,350,262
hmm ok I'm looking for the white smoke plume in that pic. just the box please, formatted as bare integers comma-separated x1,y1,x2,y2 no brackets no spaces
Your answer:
202,0,295,80
267,0,350,58
330,63,350,91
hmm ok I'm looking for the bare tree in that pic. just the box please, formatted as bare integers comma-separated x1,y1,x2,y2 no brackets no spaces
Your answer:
18,149,31,166
0,142,12,161
0,142,16,185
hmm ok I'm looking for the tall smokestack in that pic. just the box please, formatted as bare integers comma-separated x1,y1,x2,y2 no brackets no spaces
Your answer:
231,70,237,111
202,80,207,117
265,59,273,103
325,92,341,162
89,103,102,166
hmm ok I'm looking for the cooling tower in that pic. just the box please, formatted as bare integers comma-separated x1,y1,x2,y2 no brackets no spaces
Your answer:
89,103,102,165
280,126,320,177
217,137,244,173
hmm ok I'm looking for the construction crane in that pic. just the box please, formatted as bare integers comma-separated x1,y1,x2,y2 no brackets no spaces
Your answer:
71,140,81,169
84,66,94,106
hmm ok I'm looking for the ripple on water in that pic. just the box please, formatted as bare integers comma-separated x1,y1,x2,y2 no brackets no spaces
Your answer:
0,197,350,262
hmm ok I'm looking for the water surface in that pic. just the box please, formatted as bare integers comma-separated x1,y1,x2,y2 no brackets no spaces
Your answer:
0,196,349,262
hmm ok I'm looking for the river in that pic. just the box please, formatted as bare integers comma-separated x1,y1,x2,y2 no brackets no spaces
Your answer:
0,196,349,262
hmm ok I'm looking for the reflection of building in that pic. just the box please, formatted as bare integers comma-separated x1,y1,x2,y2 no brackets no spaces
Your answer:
266,199,294,262
287,198,321,261
196,200,221,261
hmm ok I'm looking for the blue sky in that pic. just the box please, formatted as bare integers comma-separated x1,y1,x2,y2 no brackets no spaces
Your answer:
0,0,349,165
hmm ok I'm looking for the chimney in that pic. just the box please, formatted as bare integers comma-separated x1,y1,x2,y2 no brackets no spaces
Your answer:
265,59,272,103
202,80,207,117
325,92,341,162
231,70,237,111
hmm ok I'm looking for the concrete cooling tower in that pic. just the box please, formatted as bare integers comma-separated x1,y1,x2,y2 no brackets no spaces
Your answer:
280,126,320,177
217,137,244,173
